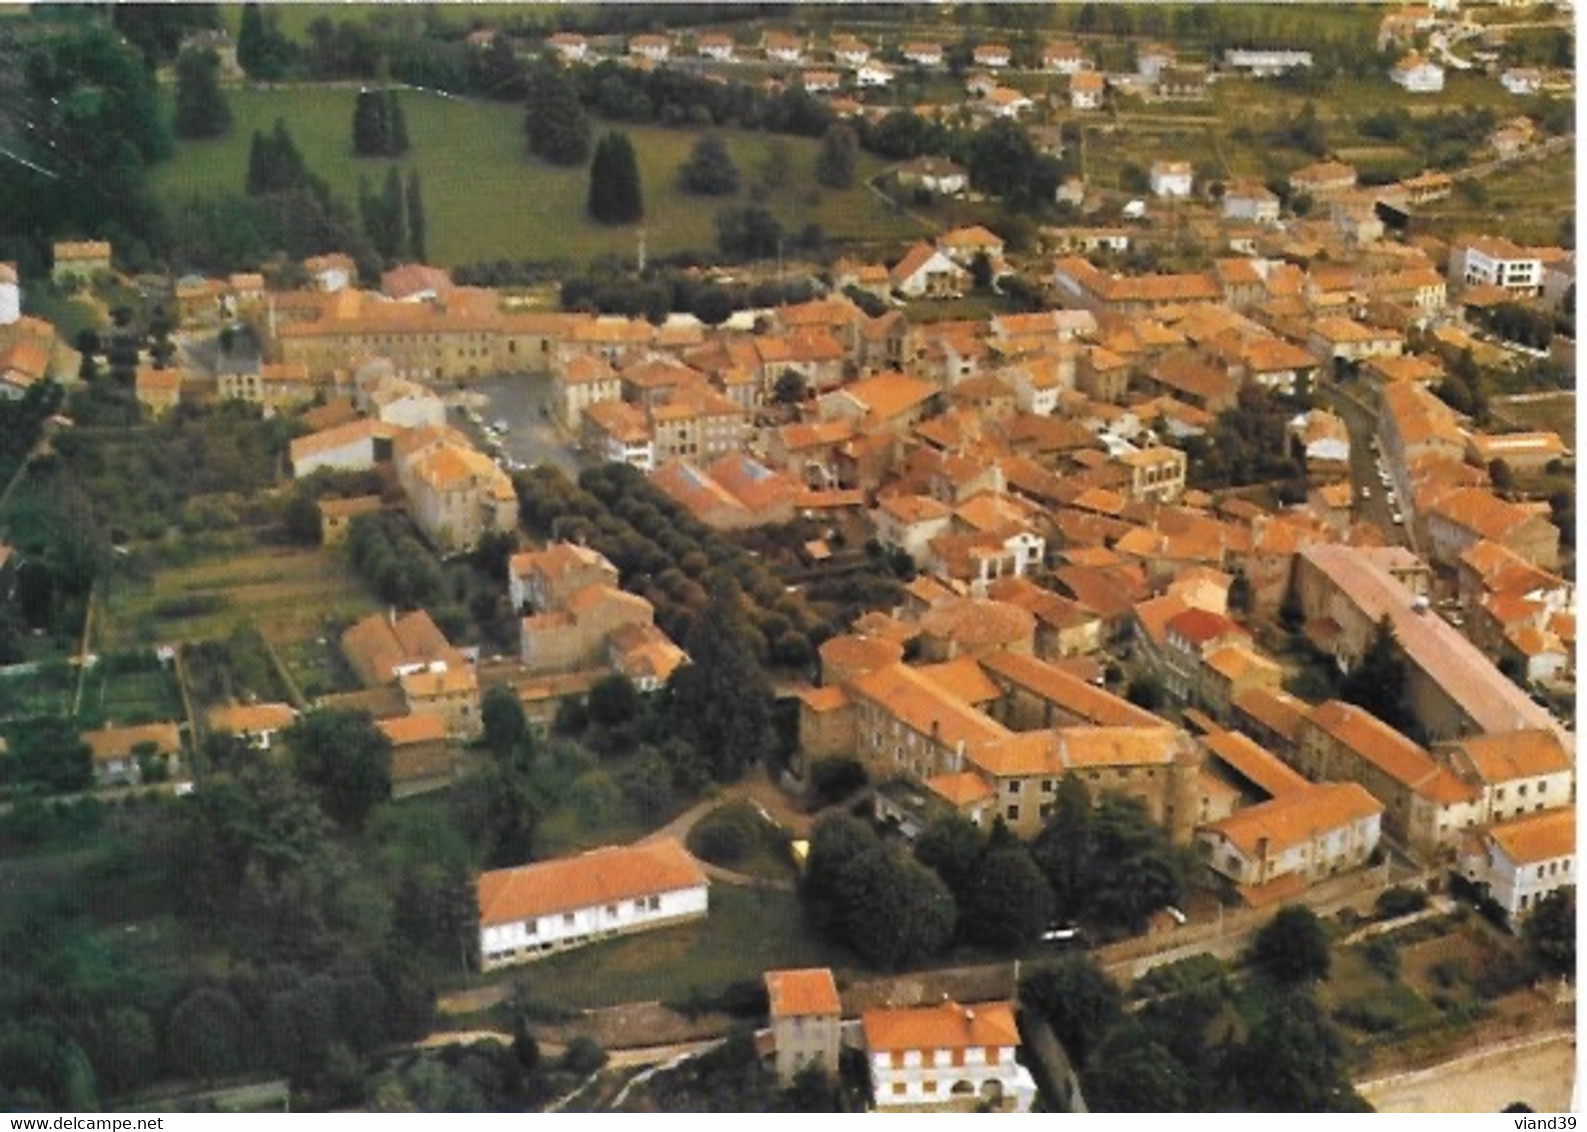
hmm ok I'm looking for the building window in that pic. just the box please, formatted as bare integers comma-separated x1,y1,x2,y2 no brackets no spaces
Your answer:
1519,784,1529,797
892,1083,907,1096
1007,780,1021,794
563,913,575,927
1006,804,1020,821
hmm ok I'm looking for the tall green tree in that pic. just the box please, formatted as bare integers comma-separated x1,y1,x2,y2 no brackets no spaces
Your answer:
481,684,530,760
173,48,232,139
1084,793,1183,934
285,708,393,829
387,91,409,156
381,165,407,260
404,168,428,263
353,87,391,156
587,131,643,225
1338,616,1415,736
667,575,773,780
1031,773,1094,921
814,123,858,189
237,2,291,80
524,61,591,166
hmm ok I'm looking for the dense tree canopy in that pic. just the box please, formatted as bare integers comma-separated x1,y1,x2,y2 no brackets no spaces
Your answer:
286,709,394,829
1523,888,1575,978
679,134,740,196
1249,905,1331,985
667,575,774,781
525,61,592,166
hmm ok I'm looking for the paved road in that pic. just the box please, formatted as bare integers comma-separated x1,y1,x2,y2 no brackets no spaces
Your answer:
1358,1029,1576,1114
1323,382,1414,550
448,374,586,478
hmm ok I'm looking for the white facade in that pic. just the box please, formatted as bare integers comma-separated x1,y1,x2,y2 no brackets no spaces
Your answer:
590,430,655,472
855,62,894,88
870,1045,1028,1108
479,883,707,969
1223,190,1280,225
1459,816,1574,922
1224,48,1314,76
1453,240,1543,296
0,266,19,326
1150,163,1195,198
1392,59,1446,92
1500,69,1541,95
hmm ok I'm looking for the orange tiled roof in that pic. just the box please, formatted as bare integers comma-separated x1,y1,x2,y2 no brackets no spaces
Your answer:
862,1000,1018,1053
1486,807,1574,866
1207,781,1382,858
766,968,841,1018
477,839,706,926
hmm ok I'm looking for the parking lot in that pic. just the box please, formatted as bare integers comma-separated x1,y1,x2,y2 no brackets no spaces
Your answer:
448,373,587,479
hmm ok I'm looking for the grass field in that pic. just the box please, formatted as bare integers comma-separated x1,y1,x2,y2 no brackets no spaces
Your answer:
515,883,852,1011
80,660,183,728
149,86,920,267
98,541,379,653
1493,391,1576,439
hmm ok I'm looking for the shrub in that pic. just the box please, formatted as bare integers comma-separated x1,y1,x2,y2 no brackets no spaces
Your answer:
1374,885,1429,920
689,802,762,866
808,756,868,807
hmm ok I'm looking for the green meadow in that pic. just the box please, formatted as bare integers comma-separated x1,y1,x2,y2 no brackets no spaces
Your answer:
149,86,920,268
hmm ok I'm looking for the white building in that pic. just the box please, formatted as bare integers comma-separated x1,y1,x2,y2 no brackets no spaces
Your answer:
1042,43,1088,74
477,839,708,969
902,42,943,67
696,34,735,62
1222,181,1281,225
1198,782,1384,896
1223,48,1314,76
629,35,671,63
1458,808,1574,922
1391,53,1446,92
855,62,894,88
863,1000,1035,1111
1149,160,1195,199
1442,729,1574,826
0,263,19,326
1070,71,1105,110
548,33,588,63
1500,68,1542,95
1450,236,1544,297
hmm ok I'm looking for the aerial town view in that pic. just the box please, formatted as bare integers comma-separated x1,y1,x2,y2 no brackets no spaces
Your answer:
0,0,1576,1115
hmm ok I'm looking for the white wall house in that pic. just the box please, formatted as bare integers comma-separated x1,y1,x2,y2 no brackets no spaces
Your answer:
1391,54,1445,92
477,840,708,969
1450,237,1543,297
855,62,894,88
1198,783,1383,895
1223,48,1313,76
0,263,19,326
863,1001,1036,1111
1458,808,1574,923
1149,161,1195,198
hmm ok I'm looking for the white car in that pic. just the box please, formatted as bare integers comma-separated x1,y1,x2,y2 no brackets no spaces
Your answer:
1391,511,1404,525
1361,486,1372,500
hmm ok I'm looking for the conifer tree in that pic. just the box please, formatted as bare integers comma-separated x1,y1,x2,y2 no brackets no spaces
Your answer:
587,131,643,225
387,91,409,156
352,88,389,156
406,169,426,262
173,48,231,139
381,166,406,261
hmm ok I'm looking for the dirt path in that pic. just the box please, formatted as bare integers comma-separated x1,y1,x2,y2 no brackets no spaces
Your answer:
1358,1030,1576,1113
